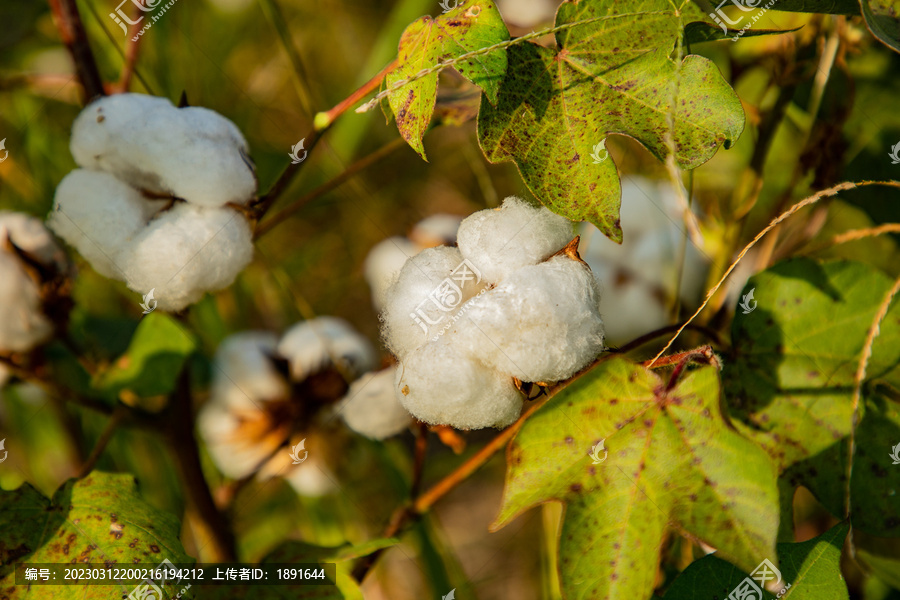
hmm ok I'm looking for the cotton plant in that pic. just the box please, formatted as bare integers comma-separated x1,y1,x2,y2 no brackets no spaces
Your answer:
578,176,710,343
364,213,462,310
0,212,71,361
197,317,380,496
48,93,256,312
381,197,605,430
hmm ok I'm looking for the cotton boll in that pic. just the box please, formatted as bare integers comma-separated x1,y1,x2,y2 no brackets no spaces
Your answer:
456,197,573,282
0,253,53,352
198,332,289,480
409,214,462,247
363,236,420,311
338,366,411,440
70,93,256,207
48,169,158,278
396,341,523,429
121,203,253,311
277,317,377,382
210,332,288,408
381,245,486,359
0,211,66,270
578,176,709,343
282,455,338,497
450,256,604,382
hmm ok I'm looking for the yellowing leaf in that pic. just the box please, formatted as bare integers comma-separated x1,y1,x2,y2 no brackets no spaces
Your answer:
497,357,778,599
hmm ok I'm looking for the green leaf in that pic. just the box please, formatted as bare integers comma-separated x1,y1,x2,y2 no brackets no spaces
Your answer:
860,0,900,53
477,0,743,242
0,472,194,599
662,522,850,600
92,312,197,402
724,258,900,534
684,21,803,44
385,0,509,158
497,357,779,599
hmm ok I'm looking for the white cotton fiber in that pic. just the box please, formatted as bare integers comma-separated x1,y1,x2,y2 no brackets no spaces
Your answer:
0,211,66,269
456,197,572,283
48,169,158,278
210,331,287,408
338,366,411,440
121,203,253,311
277,316,377,382
578,176,710,343
449,256,605,382
381,245,486,359
0,212,67,353
363,236,419,311
198,331,288,480
0,254,53,353
395,341,523,430
410,214,462,246
70,93,256,207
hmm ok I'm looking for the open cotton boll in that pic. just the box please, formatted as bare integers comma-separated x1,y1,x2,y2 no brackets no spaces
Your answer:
0,212,67,353
456,197,573,283
450,256,605,382
0,254,53,353
578,176,709,343
210,332,288,408
338,366,411,440
409,213,462,247
197,399,281,480
70,93,256,207
277,316,377,382
48,169,158,278
381,245,487,359
363,236,419,311
0,211,66,269
396,341,523,430
121,203,253,311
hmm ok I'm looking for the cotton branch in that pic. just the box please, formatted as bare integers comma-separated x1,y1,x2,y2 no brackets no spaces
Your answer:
48,0,106,102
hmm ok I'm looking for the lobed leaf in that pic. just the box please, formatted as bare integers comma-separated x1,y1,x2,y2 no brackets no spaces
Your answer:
0,472,194,599
724,258,900,535
384,0,509,158
497,357,778,599
478,0,744,242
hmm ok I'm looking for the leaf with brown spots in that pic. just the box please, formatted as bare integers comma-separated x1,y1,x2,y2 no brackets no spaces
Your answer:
860,0,900,53
384,0,509,159
477,0,743,242
725,258,900,536
496,357,778,600
0,472,193,599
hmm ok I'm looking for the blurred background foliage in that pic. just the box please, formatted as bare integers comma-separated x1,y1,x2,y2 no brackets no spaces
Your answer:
0,0,899,598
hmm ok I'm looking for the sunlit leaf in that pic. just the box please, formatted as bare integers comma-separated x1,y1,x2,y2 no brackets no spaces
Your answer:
497,357,778,599
478,0,744,241
384,0,509,158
